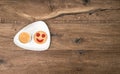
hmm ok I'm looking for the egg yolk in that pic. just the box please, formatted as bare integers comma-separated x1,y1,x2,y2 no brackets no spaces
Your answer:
34,31,47,44
19,32,30,43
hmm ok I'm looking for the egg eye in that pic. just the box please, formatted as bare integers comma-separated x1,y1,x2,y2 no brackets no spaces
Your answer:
36,33,40,37
42,34,45,38
19,32,30,43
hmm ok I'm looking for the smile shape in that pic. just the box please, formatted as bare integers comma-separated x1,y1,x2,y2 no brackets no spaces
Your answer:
36,38,44,42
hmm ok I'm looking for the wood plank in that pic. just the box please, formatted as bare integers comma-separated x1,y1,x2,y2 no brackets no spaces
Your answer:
46,9,120,50
0,10,119,50
0,50,120,74
0,0,119,20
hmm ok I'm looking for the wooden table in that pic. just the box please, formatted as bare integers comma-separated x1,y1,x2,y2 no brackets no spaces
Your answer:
0,0,120,74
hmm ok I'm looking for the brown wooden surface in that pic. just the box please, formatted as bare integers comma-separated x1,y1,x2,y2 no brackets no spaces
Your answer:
0,0,120,74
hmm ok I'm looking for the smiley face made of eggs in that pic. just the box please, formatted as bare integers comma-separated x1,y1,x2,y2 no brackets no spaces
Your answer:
14,21,50,51
19,31,47,44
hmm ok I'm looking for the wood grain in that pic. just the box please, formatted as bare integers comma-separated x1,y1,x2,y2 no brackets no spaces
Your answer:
0,9,120,50
0,50,120,74
0,0,120,74
0,0,119,20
